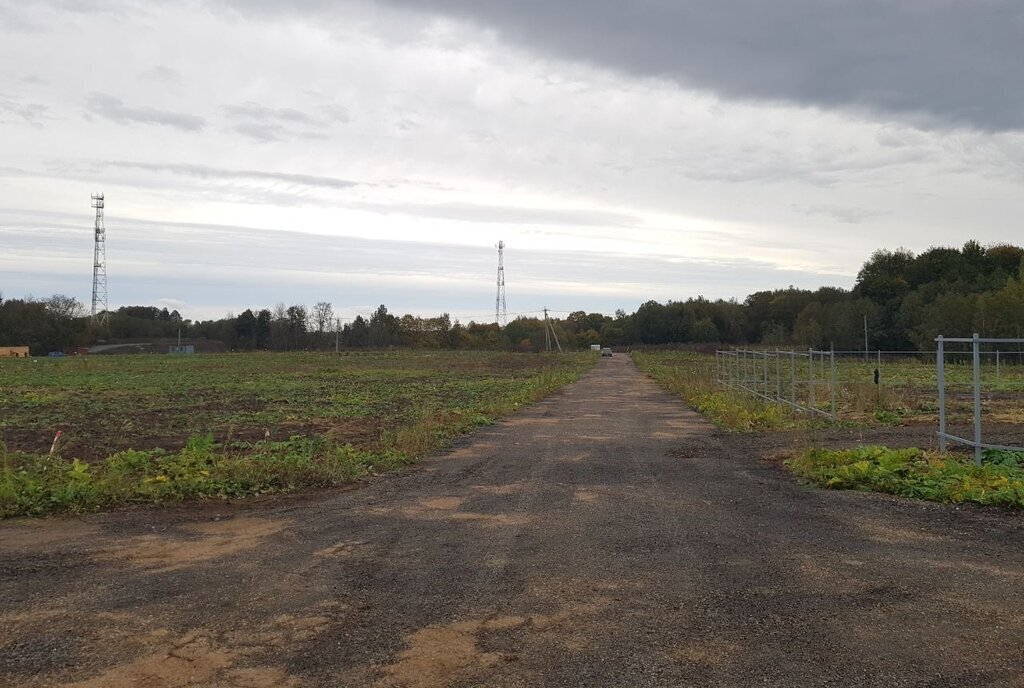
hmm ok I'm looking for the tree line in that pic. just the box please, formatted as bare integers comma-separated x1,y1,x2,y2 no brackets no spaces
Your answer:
2,241,1022,354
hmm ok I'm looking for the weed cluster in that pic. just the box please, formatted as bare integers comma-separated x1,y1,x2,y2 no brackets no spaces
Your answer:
632,352,795,431
0,435,407,518
788,445,1024,508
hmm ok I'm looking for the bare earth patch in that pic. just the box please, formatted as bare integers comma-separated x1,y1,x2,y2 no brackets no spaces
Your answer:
367,502,527,528
0,519,100,551
669,641,738,667
377,617,524,688
67,633,235,688
98,517,291,572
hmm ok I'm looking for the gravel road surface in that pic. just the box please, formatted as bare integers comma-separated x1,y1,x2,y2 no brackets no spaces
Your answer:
3,355,1024,687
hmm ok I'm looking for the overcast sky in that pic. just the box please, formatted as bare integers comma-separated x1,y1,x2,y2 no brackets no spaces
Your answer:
2,1,1022,322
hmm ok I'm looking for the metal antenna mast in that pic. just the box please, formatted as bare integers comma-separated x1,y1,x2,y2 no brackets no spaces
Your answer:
90,193,109,325
495,240,507,326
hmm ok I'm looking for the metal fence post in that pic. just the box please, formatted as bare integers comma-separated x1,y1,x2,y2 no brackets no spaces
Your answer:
973,333,982,466
830,346,836,420
996,350,1001,384
937,336,946,452
763,351,769,399
790,351,796,407
808,348,815,416
775,349,781,402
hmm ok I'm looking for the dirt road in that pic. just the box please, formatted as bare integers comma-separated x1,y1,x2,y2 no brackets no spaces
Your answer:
3,356,1024,687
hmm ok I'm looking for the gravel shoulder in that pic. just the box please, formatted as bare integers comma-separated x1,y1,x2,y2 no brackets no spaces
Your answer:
2,355,1023,687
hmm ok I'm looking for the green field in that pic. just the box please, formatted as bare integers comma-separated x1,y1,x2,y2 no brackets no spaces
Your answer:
0,351,596,517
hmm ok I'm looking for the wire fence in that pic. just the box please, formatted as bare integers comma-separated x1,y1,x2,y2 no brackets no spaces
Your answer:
716,349,836,420
715,343,1024,452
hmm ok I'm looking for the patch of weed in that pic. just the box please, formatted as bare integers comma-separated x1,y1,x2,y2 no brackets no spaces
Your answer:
788,445,1024,508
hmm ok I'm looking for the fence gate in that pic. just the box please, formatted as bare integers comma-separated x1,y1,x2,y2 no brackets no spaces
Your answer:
936,334,1024,465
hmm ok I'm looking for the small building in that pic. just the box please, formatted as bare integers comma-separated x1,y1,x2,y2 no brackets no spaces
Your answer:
0,346,30,358
168,345,195,355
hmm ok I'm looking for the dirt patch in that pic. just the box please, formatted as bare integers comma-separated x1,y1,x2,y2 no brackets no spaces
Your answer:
376,581,619,687
922,558,1024,580
226,615,332,650
66,612,332,687
367,504,527,528
0,519,99,551
100,516,290,572
314,539,366,558
223,667,301,687
376,618,520,688
855,520,952,545
419,497,464,510
669,640,738,667
68,632,235,688
441,443,499,461
471,483,524,495
792,554,875,594
574,489,600,504
448,512,525,526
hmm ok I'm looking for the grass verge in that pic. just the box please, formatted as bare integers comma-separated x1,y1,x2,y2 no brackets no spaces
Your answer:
787,445,1024,509
1,353,596,518
632,351,795,431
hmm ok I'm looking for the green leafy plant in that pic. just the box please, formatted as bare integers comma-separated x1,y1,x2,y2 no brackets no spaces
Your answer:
788,445,1024,508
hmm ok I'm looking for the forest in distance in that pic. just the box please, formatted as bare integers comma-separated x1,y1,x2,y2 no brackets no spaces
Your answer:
2,240,1023,355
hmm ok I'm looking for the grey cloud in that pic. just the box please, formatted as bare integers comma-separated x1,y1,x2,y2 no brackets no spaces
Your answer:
14,74,46,85
235,0,1024,132
397,0,1024,131
318,104,351,124
223,100,349,140
104,161,361,190
225,101,317,124
230,120,287,141
0,95,48,127
793,204,888,225
0,165,33,177
85,93,205,131
139,65,182,85
348,201,640,227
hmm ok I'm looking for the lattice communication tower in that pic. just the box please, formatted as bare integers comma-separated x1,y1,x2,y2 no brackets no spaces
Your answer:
495,240,507,326
91,193,109,325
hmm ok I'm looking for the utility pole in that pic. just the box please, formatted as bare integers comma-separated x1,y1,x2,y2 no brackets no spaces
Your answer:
90,193,109,325
543,307,551,352
335,317,341,353
543,307,562,353
863,314,869,363
495,241,507,326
